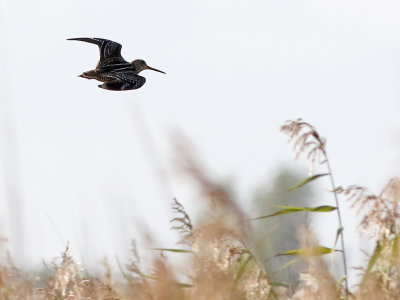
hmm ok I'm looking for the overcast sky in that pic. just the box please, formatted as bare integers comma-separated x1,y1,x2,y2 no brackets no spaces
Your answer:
1,0,400,281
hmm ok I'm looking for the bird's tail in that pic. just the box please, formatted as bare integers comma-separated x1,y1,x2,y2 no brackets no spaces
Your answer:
78,70,97,80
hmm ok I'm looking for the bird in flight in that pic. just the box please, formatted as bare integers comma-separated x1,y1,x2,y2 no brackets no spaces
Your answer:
67,37,165,91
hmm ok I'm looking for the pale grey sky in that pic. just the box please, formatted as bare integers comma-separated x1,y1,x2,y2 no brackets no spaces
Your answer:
0,0,400,282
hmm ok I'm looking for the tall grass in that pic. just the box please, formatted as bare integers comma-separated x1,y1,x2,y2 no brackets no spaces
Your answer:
0,118,399,299
280,119,349,295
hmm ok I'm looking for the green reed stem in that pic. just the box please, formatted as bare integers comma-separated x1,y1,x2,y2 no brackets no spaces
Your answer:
325,156,349,298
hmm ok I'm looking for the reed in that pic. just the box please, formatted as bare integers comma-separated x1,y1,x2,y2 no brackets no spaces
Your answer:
0,118,398,299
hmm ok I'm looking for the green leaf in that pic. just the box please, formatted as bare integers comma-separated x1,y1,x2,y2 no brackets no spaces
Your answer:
175,282,193,288
115,257,133,281
337,276,347,286
115,257,156,280
330,186,343,193
269,282,289,288
332,227,343,250
392,234,400,261
288,173,330,191
142,274,158,280
268,259,299,277
234,255,253,285
152,248,193,253
276,246,340,257
251,205,336,220
272,258,298,275
366,242,383,273
366,237,400,274
276,205,337,212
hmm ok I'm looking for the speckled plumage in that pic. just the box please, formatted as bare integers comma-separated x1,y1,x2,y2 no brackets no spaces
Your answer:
68,37,165,91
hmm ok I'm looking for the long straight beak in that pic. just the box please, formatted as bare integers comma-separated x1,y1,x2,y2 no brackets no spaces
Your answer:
147,66,166,74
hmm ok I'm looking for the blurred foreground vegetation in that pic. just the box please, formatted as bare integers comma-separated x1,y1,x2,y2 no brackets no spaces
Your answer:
1,119,400,299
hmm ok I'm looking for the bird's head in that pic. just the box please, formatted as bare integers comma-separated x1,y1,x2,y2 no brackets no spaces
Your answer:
131,59,166,74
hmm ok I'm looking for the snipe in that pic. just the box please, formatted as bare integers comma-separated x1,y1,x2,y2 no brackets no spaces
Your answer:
68,37,165,91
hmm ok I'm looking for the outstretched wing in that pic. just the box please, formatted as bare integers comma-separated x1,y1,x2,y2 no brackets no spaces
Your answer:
98,71,146,91
67,37,130,69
